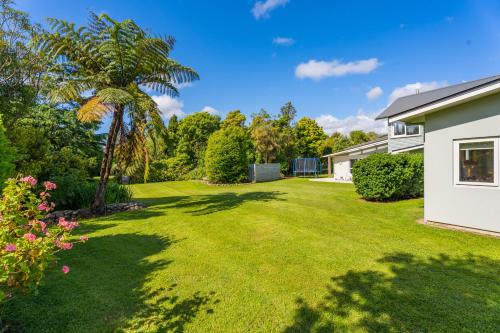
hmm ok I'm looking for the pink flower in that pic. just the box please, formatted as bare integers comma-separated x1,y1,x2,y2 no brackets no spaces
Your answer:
62,242,73,250
40,191,51,198
20,176,37,186
24,233,36,242
80,235,89,242
38,221,47,231
58,217,79,231
43,181,57,190
37,202,49,211
62,265,70,274
4,244,16,252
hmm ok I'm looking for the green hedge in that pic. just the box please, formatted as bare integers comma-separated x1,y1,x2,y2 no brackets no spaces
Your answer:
352,153,424,201
205,127,249,183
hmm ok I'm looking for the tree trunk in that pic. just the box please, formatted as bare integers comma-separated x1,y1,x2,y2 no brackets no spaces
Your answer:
91,106,123,214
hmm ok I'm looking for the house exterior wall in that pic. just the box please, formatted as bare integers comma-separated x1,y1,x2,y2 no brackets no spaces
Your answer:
424,93,500,232
333,157,352,181
332,147,387,180
388,124,424,152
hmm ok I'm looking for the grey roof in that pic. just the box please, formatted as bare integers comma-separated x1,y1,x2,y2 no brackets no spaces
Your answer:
323,135,388,157
376,74,500,120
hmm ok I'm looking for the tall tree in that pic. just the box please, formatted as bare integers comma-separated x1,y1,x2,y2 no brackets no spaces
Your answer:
176,112,220,169
275,101,297,129
40,13,198,213
166,114,179,156
251,124,281,163
295,117,327,157
222,109,246,129
0,0,46,132
275,102,297,173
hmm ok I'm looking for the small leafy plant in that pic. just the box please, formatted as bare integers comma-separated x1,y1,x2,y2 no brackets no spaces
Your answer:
0,176,88,301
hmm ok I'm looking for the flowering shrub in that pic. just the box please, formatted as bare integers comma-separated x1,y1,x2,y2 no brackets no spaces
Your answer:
0,176,88,301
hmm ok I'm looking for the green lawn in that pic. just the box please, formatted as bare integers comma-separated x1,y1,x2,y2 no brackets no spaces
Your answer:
3,179,500,332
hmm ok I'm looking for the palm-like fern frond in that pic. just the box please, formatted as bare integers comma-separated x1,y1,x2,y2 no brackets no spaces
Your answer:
77,96,110,122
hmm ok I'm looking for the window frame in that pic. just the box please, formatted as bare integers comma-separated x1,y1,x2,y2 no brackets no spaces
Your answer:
391,122,421,138
453,137,499,187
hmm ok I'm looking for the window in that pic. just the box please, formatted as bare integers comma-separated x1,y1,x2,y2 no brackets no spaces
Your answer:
349,159,357,173
454,138,498,186
391,122,420,137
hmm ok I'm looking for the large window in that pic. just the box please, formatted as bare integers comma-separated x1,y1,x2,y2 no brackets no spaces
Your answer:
391,122,420,137
454,138,498,186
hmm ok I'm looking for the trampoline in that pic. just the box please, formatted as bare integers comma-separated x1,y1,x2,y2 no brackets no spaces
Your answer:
292,158,322,177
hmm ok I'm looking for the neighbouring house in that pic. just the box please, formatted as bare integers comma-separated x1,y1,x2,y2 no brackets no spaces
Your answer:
323,121,424,181
375,74,500,233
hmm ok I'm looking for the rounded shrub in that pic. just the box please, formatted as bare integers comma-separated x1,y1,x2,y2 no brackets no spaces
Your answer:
352,153,424,201
205,127,250,183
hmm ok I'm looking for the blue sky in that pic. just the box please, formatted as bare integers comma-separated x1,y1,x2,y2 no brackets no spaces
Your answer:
18,0,500,134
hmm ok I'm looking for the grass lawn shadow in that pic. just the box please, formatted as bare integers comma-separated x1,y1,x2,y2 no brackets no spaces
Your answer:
2,233,218,332
136,191,287,216
284,252,500,332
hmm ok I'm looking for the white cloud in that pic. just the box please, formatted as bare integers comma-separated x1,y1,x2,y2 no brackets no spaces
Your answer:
316,109,387,136
273,37,295,46
252,0,289,19
174,82,193,89
389,81,448,103
200,106,220,116
366,86,383,100
152,95,185,119
295,58,380,81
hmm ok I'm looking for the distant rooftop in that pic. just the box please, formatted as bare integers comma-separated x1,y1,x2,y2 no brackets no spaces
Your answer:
376,74,500,120
323,135,388,157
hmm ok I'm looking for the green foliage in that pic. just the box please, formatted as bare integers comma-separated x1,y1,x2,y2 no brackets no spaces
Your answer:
8,104,102,181
50,175,133,210
0,1,46,133
0,176,82,301
250,123,281,163
205,127,250,183
166,115,180,157
0,116,15,185
176,112,220,168
222,110,246,129
295,117,326,157
148,154,193,182
352,153,424,201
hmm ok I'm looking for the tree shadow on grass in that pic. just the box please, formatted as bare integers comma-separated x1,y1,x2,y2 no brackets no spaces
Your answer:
284,252,500,332
136,191,286,216
2,233,218,332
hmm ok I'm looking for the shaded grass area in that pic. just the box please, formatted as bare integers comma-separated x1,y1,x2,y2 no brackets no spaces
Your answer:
2,179,499,332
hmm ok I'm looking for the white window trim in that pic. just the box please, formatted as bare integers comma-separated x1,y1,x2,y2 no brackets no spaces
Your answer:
453,137,499,187
391,123,421,138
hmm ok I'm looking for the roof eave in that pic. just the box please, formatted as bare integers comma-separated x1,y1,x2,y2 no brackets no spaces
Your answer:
388,82,500,123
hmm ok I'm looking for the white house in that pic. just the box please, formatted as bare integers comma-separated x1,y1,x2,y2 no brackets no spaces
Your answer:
323,124,423,181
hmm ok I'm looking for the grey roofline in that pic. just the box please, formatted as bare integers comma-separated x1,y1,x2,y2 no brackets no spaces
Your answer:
376,74,500,120
323,135,388,157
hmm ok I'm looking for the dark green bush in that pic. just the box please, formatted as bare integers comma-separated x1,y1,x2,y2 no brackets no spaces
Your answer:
51,174,133,210
148,154,193,182
205,127,250,183
352,153,424,201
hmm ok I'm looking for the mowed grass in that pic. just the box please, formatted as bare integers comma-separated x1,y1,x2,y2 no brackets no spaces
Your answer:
3,178,500,332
